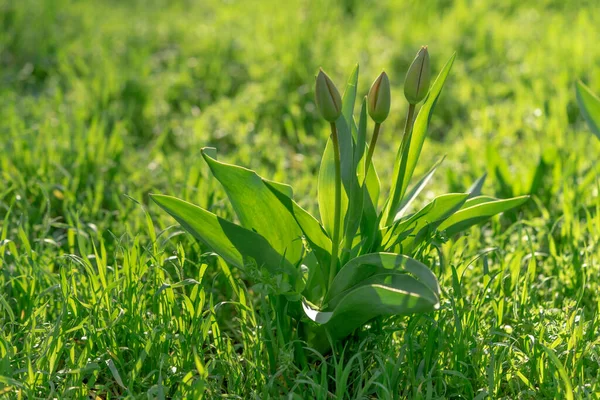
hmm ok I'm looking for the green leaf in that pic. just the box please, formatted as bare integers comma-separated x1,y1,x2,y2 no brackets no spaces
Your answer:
263,178,294,198
202,146,218,160
264,181,332,273
359,157,381,254
342,169,364,262
461,195,497,208
303,276,439,340
318,118,351,239
150,194,296,278
384,53,456,225
437,195,529,236
383,193,468,251
576,81,600,140
357,100,381,254
325,252,439,307
467,173,487,198
202,150,303,265
393,156,445,222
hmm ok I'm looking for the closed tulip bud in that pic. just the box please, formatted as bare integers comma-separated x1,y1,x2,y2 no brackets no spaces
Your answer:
404,46,430,105
368,71,391,123
315,68,342,122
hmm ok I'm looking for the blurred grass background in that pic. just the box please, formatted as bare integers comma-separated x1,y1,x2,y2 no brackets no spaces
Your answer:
1,0,600,398
2,0,599,218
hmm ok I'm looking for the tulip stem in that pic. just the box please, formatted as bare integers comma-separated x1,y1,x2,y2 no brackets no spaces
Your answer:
329,121,342,289
364,122,381,177
401,104,416,153
386,104,416,226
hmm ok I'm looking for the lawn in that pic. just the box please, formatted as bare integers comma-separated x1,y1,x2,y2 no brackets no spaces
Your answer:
1,0,600,398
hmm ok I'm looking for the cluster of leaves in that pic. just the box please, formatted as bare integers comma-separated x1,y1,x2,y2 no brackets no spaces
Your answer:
152,50,528,352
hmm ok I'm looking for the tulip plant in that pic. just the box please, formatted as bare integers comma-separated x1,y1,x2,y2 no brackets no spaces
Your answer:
151,47,528,352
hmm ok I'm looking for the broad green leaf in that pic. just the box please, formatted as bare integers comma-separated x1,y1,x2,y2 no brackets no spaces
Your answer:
358,112,382,255
150,194,296,279
340,98,369,261
264,181,332,274
342,181,363,262
384,53,456,225
263,178,294,198
318,117,352,239
576,81,600,140
467,173,487,199
303,277,439,340
326,252,439,307
202,150,303,265
461,195,497,208
393,156,445,222
359,158,381,254
203,147,218,160
383,193,468,251
438,195,529,236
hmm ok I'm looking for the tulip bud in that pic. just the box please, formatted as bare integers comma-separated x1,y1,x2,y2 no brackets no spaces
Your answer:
404,46,430,105
315,68,342,122
368,71,391,123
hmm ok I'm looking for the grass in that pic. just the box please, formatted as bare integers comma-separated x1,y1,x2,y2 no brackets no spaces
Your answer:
1,0,600,398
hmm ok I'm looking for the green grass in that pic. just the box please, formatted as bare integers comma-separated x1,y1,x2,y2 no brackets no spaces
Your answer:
1,0,600,398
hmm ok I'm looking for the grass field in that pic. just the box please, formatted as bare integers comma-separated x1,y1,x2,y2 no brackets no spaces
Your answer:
2,0,600,398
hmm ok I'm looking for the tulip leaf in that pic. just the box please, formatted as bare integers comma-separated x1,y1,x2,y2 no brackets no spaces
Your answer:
467,173,487,198
438,195,530,236
461,195,497,208
263,178,294,198
576,81,600,140
264,181,332,274
393,156,445,222
359,158,381,254
150,194,296,279
325,252,439,307
202,149,303,265
383,193,468,251
303,276,439,340
342,170,364,262
318,118,351,240
357,99,381,255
